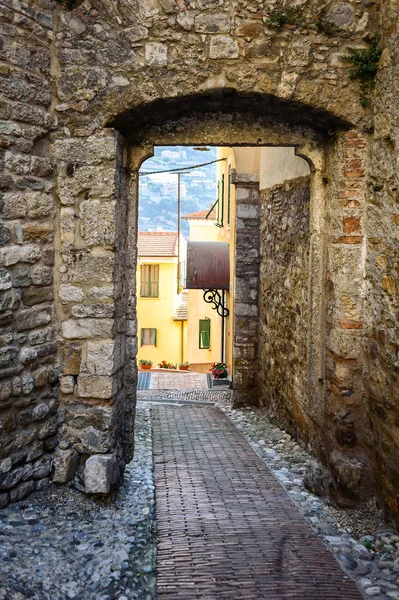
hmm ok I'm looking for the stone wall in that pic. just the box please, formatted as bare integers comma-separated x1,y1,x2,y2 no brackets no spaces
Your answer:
324,130,371,504
365,2,399,525
232,172,260,406
0,1,58,506
2,0,399,525
257,178,311,439
52,0,376,135
53,130,133,491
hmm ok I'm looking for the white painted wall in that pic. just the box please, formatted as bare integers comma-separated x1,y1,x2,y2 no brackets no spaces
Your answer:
259,147,310,190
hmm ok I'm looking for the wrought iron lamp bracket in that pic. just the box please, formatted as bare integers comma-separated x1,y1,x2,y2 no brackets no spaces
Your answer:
203,289,230,318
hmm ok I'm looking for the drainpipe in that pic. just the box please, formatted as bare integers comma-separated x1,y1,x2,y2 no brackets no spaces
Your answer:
181,321,184,363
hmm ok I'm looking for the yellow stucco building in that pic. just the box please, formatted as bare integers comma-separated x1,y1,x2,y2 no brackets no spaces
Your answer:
136,231,187,367
183,147,236,374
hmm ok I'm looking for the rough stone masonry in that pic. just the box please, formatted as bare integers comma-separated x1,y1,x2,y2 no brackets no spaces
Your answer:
0,0,399,528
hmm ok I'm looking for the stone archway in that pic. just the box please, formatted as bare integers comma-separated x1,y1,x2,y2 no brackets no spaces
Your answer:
51,90,369,503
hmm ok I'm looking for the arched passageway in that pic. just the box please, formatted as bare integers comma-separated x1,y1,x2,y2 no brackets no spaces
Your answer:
1,0,398,541
50,90,371,508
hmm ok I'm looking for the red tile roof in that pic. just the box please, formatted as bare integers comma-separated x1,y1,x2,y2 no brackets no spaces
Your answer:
182,207,216,221
138,231,178,257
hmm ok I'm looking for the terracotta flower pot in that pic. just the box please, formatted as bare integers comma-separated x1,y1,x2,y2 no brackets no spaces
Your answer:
179,366,189,371
140,364,152,370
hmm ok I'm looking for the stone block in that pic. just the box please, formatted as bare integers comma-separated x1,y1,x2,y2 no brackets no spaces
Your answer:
86,340,120,376
84,454,118,494
76,426,109,453
31,265,52,285
331,2,354,29
2,192,27,219
32,456,52,479
34,366,49,388
52,132,116,165
0,458,12,474
209,36,239,59
145,42,168,66
22,286,53,306
236,204,259,219
15,307,51,331
32,403,50,421
68,254,114,283
62,318,114,339
234,302,258,317
23,223,53,242
59,284,84,303
26,442,44,462
57,163,116,205
0,245,40,266
60,375,74,394
62,343,82,375
80,200,116,247
27,192,54,219
0,465,25,490
328,328,362,360
77,375,115,399
72,304,114,318
194,14,231,33
53,448,79,483
0,269,12,291
9,480,35,502
0,493,9,509
89,286,114,300
0,346,20,371
236,21,262,37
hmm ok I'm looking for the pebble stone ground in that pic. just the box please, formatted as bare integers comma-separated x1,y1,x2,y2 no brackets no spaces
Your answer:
0,405,156,600
0,396,399,599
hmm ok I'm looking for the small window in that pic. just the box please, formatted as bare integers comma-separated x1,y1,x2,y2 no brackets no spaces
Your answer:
141,328,157,346
141,264,159,297
199,318,211,349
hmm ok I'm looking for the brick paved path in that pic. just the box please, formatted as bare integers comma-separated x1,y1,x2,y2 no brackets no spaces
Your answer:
153,404,362,600
151,370,208,390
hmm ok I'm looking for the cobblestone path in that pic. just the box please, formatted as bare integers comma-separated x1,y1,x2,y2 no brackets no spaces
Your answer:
153,404,363,600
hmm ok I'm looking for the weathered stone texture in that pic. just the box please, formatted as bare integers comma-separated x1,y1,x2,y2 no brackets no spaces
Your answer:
257,178,311,441
2,0,399,524
323,131,371,504
54,129,131,490
232,174,260,406
364,2,399,525
0,0,58,508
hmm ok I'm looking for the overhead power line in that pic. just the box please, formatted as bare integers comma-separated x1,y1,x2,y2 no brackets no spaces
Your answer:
140,157,227,176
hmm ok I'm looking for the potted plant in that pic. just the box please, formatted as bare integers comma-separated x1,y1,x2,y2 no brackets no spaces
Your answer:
139,359,153,370
179,362,189,371
210,362,229,379
158,360,177,369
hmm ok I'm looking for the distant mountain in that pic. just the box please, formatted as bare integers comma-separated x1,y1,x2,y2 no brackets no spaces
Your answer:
138,146,217,237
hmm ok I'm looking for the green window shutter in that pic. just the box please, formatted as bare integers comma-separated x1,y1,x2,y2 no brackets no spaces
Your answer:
141,265,150,297
216,181,220,225
150,265,159,297
140,328,144,346
220,173,224,227
199,318,211,349
227,167,231,226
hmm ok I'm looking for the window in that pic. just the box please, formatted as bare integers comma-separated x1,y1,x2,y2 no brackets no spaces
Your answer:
141,328,157,346
140,264,159,297
199,318,211,349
